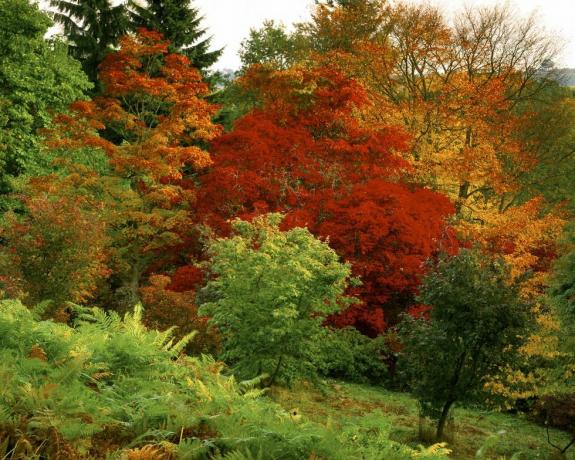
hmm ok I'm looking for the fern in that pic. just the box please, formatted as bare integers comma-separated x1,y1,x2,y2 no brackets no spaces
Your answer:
0,299,453,459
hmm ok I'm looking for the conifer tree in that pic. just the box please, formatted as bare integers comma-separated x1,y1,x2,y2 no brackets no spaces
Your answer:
129,0,222,71
49,0,129,84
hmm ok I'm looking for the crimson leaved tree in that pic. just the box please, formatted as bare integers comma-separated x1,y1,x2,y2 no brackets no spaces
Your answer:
198,65,456,335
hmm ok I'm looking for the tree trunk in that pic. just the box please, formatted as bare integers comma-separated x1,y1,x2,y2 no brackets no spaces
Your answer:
436,399,454,440
268,355,284,387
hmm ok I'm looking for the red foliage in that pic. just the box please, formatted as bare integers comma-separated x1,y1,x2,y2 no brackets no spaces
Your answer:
198,66,457,335
167,265,204,292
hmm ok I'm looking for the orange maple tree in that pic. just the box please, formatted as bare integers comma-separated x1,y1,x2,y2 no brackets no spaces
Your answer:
45,29,222,307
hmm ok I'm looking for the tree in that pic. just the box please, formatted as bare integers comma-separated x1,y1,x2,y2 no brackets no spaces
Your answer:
198,214,357,385
398,249,531,440
198,65,456,335
239,20,302,71
272,0,570,299
49,0,129,84
0,0,91,205
129,0,222,71
46,29,221,308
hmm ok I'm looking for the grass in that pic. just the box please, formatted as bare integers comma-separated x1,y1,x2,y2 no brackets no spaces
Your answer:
270,380,575,459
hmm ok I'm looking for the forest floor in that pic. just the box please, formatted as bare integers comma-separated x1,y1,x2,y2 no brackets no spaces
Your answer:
271,380,574,459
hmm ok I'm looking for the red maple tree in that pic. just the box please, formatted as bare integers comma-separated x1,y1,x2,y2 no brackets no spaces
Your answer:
197,65,457,335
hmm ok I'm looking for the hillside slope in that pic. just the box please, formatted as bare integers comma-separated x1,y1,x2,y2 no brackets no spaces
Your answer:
272,381,575,459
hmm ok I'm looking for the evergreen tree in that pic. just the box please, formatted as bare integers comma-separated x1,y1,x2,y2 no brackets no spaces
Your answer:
129,0,222,71
49,0,129,84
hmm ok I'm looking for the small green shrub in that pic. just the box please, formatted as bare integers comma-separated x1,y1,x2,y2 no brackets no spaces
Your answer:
314,327,390,384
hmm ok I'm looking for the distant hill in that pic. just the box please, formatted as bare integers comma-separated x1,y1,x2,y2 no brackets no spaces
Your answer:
558,68,575,86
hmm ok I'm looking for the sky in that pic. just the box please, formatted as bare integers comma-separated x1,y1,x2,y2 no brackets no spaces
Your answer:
194,0,575,71
40,0,575,71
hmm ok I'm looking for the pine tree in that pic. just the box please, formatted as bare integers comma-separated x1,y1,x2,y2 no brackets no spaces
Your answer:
49,0,129,84
129,0,222,71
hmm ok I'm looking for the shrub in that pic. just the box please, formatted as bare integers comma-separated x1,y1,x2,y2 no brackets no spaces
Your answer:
314,327,390,384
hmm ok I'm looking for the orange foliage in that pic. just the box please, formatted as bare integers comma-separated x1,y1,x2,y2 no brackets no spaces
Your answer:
44,29,222,304
48,28,221,189
0,184,110,306
140,274,219,354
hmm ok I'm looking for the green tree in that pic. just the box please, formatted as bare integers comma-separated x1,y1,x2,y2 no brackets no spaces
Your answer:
398,249,531,440
49,0,129,84
239,20,302,70
0,0,91,205
198,214,357,385
128,0,222,71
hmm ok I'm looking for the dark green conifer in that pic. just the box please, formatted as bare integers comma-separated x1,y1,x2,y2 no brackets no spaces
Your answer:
49,0,129,84
129,0,222,71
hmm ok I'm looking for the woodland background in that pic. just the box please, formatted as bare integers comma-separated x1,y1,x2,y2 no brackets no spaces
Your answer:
1,0,575,458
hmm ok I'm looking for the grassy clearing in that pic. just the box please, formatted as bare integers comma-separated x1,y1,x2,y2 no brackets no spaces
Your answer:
271,380,575,459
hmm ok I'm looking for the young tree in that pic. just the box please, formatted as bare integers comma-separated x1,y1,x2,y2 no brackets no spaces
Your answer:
398,249,531,440
239,20,302,71
0,175,109,309
0,0,90,204
198,214,357,385
129,0,222,71
49,0,129,84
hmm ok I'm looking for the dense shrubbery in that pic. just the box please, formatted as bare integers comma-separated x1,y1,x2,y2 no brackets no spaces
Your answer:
314,327,390,384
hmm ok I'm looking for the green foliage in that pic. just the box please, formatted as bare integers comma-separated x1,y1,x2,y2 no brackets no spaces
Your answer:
398,249,531,440
0,299,454,459
314,327,390,384
0,0,91,204
273,380,575,460
534,225,575,452
514,82,575,210
550,223,575,323
198,214,358,385
239,20,303,71
129,0,222,71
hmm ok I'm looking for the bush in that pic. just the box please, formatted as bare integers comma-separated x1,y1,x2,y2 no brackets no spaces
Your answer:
314,327,390,384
